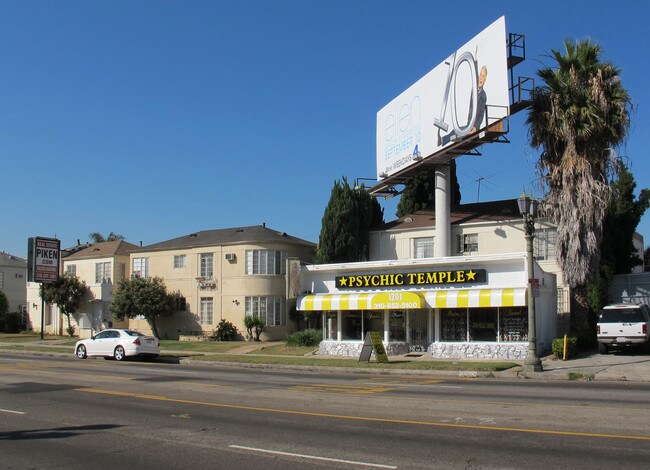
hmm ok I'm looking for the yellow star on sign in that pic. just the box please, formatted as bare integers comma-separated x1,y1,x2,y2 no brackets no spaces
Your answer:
466,270,476,281
339,277,348,287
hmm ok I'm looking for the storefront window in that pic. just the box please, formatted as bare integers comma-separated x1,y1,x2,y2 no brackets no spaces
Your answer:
469,308,498,341
441,309,467,341
389,311,406,341
324,312,337,340
365,311,383,338
499,307,528,342
342,311,363,340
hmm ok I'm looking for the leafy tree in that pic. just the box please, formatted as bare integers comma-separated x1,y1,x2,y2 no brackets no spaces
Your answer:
601,163,650,275
0,290,8,317
89,232,125,243
396,161,462,217
526,39,631,341
0,290,9,331
109,276,175,338
587,164,650,314
41,273,87,336
315,177,384,263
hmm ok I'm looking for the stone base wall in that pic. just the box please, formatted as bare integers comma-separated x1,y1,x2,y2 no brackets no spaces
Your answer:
428,343,528,360
317,341,529,360
318,341,409,357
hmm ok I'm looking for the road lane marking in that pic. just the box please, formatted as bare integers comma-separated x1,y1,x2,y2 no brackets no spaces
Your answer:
76,387,650,441
361,377,445,385
228,445,397,469
0,408,26,415
291,384,394,395
173,381,223,388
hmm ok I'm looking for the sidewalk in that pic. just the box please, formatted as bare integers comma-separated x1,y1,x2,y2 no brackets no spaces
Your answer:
3,340,650,382
508,351,650,382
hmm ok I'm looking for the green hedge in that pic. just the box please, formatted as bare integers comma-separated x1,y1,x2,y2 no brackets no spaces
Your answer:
552,336,578,360
286,329,322,347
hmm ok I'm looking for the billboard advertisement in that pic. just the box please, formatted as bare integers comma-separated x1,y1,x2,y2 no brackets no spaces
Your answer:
376,17,509,180
27,237,61,283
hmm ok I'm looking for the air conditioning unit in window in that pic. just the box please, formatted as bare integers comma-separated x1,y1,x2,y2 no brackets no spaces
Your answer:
225,253,236,262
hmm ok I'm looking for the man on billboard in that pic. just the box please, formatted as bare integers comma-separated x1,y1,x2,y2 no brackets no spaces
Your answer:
470,65,488,134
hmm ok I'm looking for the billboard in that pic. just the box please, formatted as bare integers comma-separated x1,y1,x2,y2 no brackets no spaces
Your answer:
376,17,509,180
27,237,61,283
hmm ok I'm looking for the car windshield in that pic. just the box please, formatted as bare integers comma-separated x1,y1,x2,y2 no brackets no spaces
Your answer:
598,308,645,323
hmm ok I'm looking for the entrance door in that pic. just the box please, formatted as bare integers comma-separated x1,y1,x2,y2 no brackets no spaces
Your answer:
409,310,429,352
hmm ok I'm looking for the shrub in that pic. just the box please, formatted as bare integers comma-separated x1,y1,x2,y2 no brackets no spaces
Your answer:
552,336,578,360
253,316,265,341
0,311,23,333
286,329,322,347
243,315,256,340
212,319,238,341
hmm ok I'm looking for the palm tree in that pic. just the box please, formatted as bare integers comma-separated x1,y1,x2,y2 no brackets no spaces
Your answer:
88,232,125,243
526,39,631,339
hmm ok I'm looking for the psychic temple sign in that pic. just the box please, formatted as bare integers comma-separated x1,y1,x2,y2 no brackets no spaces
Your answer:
335,269,486,289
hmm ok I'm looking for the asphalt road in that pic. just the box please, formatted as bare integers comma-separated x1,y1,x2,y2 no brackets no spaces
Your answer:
1,354,650,469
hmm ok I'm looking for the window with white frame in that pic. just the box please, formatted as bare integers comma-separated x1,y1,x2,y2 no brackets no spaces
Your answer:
245,250,286,275
457,234,478,254
173,254,187,269
116,263,126,282
535,228,557,261
199,253,214,278
413,237,434,259
132,258,148,278
557,288,569,314
200,297,213,324
95,262,111,283
66,264,76,276
245,296,286,326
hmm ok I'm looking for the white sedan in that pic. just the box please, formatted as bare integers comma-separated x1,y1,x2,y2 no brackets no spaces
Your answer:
75,329,160,361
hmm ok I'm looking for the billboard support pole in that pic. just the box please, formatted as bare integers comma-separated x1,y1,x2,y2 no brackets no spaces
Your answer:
434,165,451,257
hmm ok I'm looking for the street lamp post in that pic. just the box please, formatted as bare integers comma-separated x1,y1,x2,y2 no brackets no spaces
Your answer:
518,193,543,373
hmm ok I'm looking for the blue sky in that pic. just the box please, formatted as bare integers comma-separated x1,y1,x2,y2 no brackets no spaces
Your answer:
2,0,649,258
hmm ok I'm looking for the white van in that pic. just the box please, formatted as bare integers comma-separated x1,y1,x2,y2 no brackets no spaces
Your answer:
597,303,650,354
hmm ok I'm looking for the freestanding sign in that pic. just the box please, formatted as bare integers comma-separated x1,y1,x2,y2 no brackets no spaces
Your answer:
358,331,389,363
27,237,61,284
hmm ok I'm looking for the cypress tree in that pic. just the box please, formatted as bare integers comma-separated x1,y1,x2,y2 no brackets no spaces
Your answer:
315,177,384,263
396,160,461,217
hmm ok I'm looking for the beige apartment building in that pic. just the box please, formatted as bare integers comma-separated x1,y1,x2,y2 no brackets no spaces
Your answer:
0,251,28,317
127,225,315,340
26,240,138,336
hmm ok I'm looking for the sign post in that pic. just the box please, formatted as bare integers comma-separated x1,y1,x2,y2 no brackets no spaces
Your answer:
27,237,61,339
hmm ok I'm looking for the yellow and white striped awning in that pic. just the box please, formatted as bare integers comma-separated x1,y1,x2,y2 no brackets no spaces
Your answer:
425,288,527,308
298,291,424,311
297,288,526,311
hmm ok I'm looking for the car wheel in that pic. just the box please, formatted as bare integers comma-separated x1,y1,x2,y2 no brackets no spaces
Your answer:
114,346,126,361
76,345,87,359
598,342,608,354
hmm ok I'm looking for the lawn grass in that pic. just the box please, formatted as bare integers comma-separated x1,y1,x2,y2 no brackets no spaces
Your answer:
0,333,71,343
159,340,245,353
186,353,517,371
0,335,518,372
246,344,318,356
